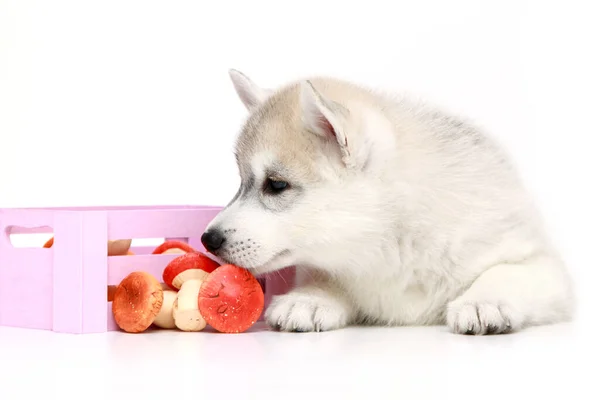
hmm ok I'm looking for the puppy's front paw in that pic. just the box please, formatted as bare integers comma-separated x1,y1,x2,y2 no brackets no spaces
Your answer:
447,300,524,335
265,290,349,333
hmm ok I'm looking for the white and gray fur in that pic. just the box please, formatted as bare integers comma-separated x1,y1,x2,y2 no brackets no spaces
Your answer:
203,69,575,335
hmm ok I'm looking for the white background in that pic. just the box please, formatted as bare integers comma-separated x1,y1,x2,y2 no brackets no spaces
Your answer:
1,1,599,399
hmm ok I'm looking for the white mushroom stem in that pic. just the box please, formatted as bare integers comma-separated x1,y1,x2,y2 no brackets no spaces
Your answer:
172,279,207,332
172,269,209,290
153,290,178,329
162,248,187,255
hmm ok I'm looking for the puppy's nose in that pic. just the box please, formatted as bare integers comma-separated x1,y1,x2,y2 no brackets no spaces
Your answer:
201,229,225,252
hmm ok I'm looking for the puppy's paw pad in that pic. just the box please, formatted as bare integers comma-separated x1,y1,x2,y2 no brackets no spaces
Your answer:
447,301,522,335
265,292,347,333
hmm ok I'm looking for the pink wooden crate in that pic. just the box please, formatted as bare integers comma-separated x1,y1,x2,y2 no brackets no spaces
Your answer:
0,205,295,334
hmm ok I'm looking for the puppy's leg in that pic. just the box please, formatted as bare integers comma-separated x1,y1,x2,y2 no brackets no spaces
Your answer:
265,283,354,332
447,257,574,335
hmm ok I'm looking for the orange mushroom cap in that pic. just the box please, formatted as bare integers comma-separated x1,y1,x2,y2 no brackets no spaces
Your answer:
112,271,164,333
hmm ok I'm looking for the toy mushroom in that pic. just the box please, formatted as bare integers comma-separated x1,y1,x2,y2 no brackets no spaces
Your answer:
162,252,221,291
107,285,118,302
198,264,265,333
112,271,169,333
107,239,133,256
172,279,207,332
152,240,197,255
153,289,178,329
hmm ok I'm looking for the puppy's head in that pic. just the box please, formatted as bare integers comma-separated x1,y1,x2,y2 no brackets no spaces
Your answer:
202,70,395,275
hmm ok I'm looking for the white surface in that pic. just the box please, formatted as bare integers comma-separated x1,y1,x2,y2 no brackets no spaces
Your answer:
0,320,598,399
1,0,599,399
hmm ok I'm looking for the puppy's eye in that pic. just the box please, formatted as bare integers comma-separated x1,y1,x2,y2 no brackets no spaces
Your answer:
265,178,289,194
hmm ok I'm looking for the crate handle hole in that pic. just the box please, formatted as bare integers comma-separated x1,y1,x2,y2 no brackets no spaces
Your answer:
5,225,54,248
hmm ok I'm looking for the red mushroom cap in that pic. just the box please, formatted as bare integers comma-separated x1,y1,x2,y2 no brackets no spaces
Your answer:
152,240,197,255
162,252,221,291
198,264,264,333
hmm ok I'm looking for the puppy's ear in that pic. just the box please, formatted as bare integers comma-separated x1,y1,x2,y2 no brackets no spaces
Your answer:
300,80,358,168
229,69,272,111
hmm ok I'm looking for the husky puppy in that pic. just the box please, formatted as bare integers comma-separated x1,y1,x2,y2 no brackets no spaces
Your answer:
201,69,574,335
